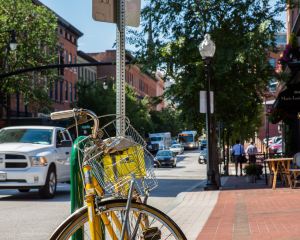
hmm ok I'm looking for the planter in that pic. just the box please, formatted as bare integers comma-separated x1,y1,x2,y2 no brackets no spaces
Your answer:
246,175,256,183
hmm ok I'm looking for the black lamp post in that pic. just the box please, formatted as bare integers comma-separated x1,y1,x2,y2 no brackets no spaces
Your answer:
1,30,18,120
199,34,219,190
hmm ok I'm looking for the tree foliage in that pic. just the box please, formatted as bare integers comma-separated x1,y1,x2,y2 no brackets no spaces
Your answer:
75,81,184,138
0,0,57,112
129,0,285,140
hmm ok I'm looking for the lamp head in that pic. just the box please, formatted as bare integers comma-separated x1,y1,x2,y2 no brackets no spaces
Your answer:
103,81,108,90
9,30,17,51
199,34,216,59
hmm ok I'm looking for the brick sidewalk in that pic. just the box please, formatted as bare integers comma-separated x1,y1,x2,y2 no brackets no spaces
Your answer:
197,176,300,240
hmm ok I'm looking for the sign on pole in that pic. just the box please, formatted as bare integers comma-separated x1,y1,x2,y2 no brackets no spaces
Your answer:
199,91,214,113
92,0,141,27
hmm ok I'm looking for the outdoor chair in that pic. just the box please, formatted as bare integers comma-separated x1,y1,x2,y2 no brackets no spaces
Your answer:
289,152,300,188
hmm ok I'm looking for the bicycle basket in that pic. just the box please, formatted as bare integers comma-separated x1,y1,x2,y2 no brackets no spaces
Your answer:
84,116,158,198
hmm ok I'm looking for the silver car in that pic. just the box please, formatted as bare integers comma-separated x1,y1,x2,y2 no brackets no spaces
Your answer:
170,144,184,155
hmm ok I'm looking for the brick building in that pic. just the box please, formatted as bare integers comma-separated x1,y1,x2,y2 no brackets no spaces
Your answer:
6,3,83,120
88,50,165,111
77,50,97,84
51,17,83,112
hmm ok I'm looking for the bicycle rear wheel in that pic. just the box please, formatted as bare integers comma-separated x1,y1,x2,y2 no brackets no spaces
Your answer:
50,199,186,240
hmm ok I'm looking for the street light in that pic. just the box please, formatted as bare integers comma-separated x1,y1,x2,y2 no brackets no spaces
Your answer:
199,34,219,190
1,30,18,120
103,80,108,90
9,30,17,51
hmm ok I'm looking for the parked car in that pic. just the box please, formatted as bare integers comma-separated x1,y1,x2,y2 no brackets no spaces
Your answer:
0,126,73,198
269,139,282,153
198,149,207,164
154,150,177,168
199,139,207,150
170,144,184,155
263,136,282,145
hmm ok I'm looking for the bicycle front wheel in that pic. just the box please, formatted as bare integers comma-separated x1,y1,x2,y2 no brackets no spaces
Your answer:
50,199,186,240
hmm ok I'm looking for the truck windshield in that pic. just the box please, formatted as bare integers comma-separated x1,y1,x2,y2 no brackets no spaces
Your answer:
150,137,163,141
0,129,53,145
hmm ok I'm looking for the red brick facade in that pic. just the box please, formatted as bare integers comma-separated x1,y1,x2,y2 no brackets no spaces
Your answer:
51,23,82,112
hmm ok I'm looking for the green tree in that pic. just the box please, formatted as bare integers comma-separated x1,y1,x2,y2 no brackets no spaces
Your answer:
150,107,184,137
130,0,284,140
75,81,154,137
0,0,58,115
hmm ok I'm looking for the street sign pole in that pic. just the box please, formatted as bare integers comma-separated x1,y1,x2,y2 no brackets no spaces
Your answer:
116,0,126,136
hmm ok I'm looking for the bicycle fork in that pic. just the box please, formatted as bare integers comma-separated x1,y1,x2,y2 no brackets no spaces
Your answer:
84,166,103,240
83,166,124,240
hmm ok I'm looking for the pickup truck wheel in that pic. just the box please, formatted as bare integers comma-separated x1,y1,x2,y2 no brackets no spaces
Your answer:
18,189,30,193
39,166,57,199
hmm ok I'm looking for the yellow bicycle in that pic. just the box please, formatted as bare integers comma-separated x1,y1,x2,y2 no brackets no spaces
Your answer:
49,108,186,240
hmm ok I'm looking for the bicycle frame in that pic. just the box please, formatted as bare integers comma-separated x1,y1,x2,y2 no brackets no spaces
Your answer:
83,165,133,240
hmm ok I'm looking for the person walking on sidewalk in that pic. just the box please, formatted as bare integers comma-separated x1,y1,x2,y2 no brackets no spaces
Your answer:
232,140,245,176
246,141,258,164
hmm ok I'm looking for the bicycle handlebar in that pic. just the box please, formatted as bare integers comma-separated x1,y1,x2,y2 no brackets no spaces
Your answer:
50,109,75,120
51,108,99,139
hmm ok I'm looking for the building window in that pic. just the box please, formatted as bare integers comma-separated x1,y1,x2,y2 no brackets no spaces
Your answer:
130,74,133,85
50,83,53,99
60,28,63,35
60,80,63,103
74,85,77,101
65,50,68,64
139,79,145,91
65,81,69,101
55,80,58,101
69,53,72,64
70,83,73,102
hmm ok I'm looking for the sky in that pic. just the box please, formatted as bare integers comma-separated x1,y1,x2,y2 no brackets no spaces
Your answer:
39,0,286,54
39,0,145,53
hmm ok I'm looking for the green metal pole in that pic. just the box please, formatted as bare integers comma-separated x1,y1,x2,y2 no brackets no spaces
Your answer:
70,136,86,240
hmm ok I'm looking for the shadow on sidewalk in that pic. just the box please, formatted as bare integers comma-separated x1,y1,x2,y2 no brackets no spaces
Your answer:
221,175,274,191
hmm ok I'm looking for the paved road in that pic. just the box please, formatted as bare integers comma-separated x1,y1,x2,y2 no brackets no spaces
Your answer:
0,150,207,240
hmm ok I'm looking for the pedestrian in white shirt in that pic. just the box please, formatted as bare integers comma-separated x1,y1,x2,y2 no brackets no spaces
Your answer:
246,141,258,164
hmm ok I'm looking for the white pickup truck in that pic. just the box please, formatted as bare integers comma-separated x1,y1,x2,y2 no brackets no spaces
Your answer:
0,126,72,198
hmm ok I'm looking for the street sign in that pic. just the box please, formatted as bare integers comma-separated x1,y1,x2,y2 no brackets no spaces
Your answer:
199,91,214,113
92,0,115,24
92,0,141,27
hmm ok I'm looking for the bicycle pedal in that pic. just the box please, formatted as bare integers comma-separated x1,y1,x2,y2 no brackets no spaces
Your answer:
141,227,161,240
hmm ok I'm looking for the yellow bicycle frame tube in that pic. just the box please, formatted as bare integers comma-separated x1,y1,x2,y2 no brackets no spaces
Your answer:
83,166,103,240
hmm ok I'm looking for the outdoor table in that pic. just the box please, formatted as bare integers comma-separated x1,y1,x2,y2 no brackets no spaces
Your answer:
265,158,293,189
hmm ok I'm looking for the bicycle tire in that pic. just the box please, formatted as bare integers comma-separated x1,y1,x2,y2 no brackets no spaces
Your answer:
50,199,187,240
